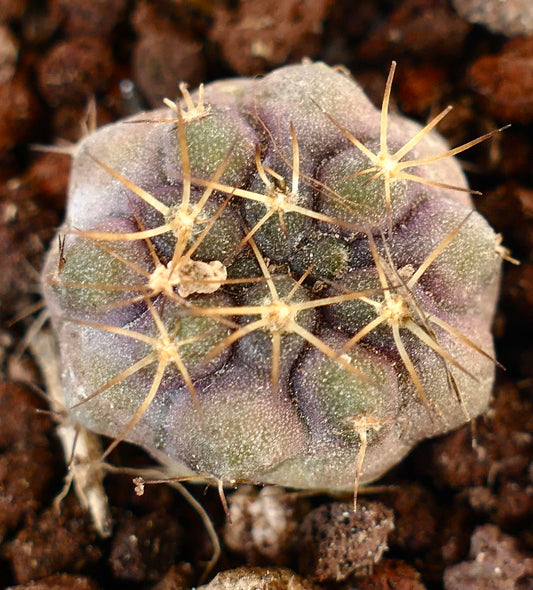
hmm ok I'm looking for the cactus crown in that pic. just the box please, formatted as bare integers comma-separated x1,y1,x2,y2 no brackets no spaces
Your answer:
42,62,504,494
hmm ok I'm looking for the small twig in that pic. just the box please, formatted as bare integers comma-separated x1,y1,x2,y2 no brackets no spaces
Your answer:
30,328,113,537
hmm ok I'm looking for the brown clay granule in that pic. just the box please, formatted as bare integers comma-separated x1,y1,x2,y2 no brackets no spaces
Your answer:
298,501,395,582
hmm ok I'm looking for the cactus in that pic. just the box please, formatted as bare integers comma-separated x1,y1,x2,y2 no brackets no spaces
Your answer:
41,62,504,493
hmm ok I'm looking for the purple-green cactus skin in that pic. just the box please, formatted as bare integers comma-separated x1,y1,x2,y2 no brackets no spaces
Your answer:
41,62,503,492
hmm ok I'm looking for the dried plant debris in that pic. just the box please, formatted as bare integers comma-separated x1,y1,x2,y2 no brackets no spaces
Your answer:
297,501,395,582
41,61,504,501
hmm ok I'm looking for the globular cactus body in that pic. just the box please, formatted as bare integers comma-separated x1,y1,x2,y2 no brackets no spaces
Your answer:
42,63,502,492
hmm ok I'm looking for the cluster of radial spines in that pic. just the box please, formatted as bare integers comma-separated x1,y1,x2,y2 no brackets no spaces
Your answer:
46,63,504,491
314,61,508,230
